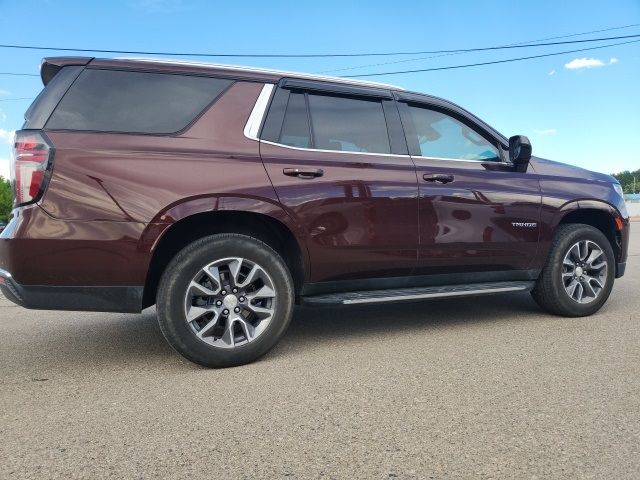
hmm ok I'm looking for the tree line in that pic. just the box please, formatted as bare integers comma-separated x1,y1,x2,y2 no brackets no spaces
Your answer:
612,169,640,194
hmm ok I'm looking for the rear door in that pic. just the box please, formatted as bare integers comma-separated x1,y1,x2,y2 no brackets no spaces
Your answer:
396,97,542,278
259,81,419,283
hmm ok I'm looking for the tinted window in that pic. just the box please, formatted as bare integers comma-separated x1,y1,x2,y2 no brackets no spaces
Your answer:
408,106,499,161
24,66,83,129
279,93,310,148
307,94,390,154
46,69,232,134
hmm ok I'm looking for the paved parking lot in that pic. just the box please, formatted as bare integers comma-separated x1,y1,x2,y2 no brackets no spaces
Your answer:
1,229,638,479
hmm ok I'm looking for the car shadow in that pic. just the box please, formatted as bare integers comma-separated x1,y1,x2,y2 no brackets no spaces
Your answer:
271,291,543,359
3,292,543,372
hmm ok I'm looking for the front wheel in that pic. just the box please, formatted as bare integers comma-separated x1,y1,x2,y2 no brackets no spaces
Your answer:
157,233,294,368
531,224,615,317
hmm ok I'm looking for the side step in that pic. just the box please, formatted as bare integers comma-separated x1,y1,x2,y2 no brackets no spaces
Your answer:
302,281,535,306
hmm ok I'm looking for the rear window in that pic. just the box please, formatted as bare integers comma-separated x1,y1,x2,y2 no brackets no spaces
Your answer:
24,66,84,130
46,69,232,134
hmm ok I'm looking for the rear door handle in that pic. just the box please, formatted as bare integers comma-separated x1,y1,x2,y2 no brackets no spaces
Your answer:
283,167,324,179
423,173,454,184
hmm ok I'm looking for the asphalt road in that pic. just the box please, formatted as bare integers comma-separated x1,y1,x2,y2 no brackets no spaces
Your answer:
1,230,639,479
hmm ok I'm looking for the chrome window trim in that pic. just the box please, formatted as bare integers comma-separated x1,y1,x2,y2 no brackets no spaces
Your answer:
243,83,275,140
244,84,410,158
259,139,411,158
412,155,507,164
243,85,508,162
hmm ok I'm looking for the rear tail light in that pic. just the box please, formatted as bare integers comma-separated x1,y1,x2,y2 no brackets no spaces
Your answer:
10,130,54,206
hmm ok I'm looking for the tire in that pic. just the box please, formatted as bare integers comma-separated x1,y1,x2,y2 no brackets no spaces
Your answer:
157,233,294,368
531,223,615,317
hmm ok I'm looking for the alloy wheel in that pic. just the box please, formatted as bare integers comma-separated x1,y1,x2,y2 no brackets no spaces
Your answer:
184,257,276,348
561,240,608,304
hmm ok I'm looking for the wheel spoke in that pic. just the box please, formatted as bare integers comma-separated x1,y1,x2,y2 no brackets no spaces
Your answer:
245,285,275,300
186,305,212,323
236,264,263,288
574,282,584,302
585,249,603,268
581,278,596,298
189,281,216,297
566,279,579,298
197,312,220,338
568,244,581,263
236,317,256,342
586,275,604,290
578,241,588,261
227,258,244,287
202,266,222,294
247,303,273,318
219,318,236,347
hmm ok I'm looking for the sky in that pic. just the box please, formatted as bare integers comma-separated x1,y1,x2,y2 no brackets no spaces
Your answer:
0,0,639,178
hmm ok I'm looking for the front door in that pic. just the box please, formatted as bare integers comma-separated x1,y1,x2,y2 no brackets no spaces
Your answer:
397,101,542,278
259,85,419,283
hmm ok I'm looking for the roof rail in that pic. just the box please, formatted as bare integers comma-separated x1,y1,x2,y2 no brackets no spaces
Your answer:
117,57,404,91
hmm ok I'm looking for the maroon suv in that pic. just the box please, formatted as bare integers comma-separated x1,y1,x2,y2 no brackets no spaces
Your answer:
0,57,629,367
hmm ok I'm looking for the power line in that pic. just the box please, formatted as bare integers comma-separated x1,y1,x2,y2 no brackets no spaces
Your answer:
0,32,638,58
318,23,640,73
344,39,639,77
0,97,33,101
0,29,637,79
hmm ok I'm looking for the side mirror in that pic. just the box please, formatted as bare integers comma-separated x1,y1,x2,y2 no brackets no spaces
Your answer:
509,135,532,171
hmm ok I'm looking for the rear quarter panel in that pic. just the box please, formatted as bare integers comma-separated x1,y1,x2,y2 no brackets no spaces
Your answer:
40,82,276,223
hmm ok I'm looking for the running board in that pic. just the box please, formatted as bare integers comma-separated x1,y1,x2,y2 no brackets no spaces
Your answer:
301,281,535,306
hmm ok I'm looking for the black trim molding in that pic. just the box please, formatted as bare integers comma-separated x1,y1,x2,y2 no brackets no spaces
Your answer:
0,274,143,313
279,78,393,99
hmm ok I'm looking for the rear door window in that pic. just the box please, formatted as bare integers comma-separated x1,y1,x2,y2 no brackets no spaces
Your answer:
278,92,311,148
276,91,391,154
307,94,390,154
46,69,232,134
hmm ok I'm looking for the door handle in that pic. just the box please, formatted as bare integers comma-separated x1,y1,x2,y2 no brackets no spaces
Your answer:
423,173,454,184
283,167,324,179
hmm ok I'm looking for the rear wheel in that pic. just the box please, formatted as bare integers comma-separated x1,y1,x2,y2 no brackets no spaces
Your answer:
531,224,615,317
157,233,294,368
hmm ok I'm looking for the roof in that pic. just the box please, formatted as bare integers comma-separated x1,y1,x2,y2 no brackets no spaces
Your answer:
40,56,404,91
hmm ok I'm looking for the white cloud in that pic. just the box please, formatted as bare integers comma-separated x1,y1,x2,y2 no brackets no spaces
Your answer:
0,157,10,179
0,89,10,96
548,69,555,76
0,129,14,145
564,57,619,70
0,109,6,122
534,129,558,136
